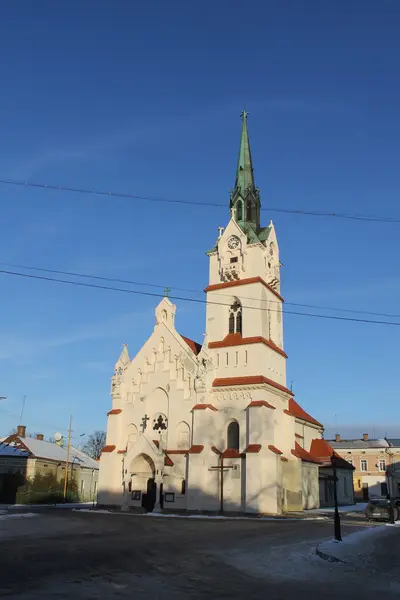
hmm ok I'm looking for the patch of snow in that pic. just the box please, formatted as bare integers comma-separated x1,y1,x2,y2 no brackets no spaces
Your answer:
72,509,111,514
73,510,325,522
317,524,397,565
216,538,353,582
306,503,367,514
12,501,95,509
0,512,39,520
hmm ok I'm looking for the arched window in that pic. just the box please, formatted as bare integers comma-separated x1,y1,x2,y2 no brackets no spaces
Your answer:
227,421,239,450
176,422,190,449
246,201,252,221
229,299,242,335
236,200,243,221
127,424,138,450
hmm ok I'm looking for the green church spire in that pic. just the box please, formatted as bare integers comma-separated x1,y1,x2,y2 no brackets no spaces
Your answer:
235,110,255,194
230,111,261,232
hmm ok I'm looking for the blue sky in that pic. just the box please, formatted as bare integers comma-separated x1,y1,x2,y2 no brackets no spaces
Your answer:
0,1,399,441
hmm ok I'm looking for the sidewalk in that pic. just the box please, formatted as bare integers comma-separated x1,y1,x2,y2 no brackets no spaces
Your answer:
317,522,400,566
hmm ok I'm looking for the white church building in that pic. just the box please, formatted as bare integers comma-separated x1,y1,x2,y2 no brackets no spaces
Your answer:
98,112,333,514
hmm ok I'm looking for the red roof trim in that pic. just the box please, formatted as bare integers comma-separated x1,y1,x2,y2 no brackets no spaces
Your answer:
165,449,189,455
213,376,293,396
295,433,304,439
244,444,262,453
107,409,122,416
208,333,287,358
247,400,276,409
164,454,174,467
285,398,323,428
268,444,283,455
291,442,321,464
181,335,202,355
101,445,116,453
280,457,288,462
204,277,284,302
153,440,160,448
187,445,204,454
222,448,241,459
117,449,126,454
192,404,218,412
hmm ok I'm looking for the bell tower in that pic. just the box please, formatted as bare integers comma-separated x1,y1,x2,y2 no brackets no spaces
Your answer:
204,112,286,388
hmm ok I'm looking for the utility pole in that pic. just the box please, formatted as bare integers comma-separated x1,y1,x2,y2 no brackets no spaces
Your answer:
19,395,27,423
63,415,73,502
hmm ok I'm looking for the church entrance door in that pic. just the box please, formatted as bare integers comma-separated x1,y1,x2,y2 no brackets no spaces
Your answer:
142,478,156,512
129,453,156,512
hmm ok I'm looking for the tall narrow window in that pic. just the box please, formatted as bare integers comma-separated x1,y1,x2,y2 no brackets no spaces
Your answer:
229,299,242,335
229,311,235,334
236,200,243,221
227,421,239,450
236,307,242,335
246,201,252,221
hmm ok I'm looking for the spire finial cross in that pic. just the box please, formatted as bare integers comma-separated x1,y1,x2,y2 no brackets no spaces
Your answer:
240,109,248,120
163,287,171,298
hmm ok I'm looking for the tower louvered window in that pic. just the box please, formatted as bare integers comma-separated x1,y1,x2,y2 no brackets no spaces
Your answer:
229,300,242,335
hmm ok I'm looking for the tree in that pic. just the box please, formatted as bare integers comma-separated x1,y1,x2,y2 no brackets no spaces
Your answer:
82,431,106,460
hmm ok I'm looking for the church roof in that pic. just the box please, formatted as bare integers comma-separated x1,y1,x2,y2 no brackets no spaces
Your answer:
291,442,321,464
181,335,202,355
310,439,354,470
285,398,323,428
4,435,98,468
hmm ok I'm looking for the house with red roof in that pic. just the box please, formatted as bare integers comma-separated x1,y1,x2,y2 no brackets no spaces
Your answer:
99,113,338,515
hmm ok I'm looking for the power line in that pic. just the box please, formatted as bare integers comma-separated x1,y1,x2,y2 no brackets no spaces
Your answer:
2,261,400,320
1,266,400,327
1,177,400,223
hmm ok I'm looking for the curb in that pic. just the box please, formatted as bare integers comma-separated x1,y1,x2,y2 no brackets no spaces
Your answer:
315,544,348,564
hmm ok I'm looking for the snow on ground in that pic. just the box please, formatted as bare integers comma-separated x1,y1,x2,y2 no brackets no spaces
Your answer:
216,538,355,582
12,501,95,509
306,503,367,514
73,509,326,521
218,524,400,585
0,512,39,521
318,522,400,565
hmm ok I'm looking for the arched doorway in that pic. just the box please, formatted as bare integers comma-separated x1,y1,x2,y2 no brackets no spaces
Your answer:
129,453,156,512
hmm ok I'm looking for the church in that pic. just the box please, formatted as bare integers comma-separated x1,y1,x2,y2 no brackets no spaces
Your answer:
98,113,335,514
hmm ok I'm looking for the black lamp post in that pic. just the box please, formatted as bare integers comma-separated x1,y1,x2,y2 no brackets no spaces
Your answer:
331,453,342,542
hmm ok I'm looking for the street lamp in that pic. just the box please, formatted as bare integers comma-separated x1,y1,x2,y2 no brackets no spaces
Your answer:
331,453,342,542
385,447,395,525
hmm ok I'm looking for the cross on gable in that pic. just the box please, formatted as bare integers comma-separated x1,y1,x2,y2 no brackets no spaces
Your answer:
141,414,149,433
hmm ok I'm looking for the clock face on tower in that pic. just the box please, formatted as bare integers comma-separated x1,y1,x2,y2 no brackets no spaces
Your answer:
227,236,240,250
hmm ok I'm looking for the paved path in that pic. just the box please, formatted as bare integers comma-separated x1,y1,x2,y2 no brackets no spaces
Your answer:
0,508,398,599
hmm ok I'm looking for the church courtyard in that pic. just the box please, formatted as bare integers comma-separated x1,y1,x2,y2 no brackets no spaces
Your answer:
0,508,399,599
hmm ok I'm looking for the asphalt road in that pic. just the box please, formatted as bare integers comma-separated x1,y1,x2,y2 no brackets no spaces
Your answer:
0,509,399,599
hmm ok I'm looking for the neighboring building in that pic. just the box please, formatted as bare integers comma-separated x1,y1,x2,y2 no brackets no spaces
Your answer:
98,113,333,515
309,439,354,507
1,425,99,503
330,434,390,500
386,439,400,498
0,442,29,504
